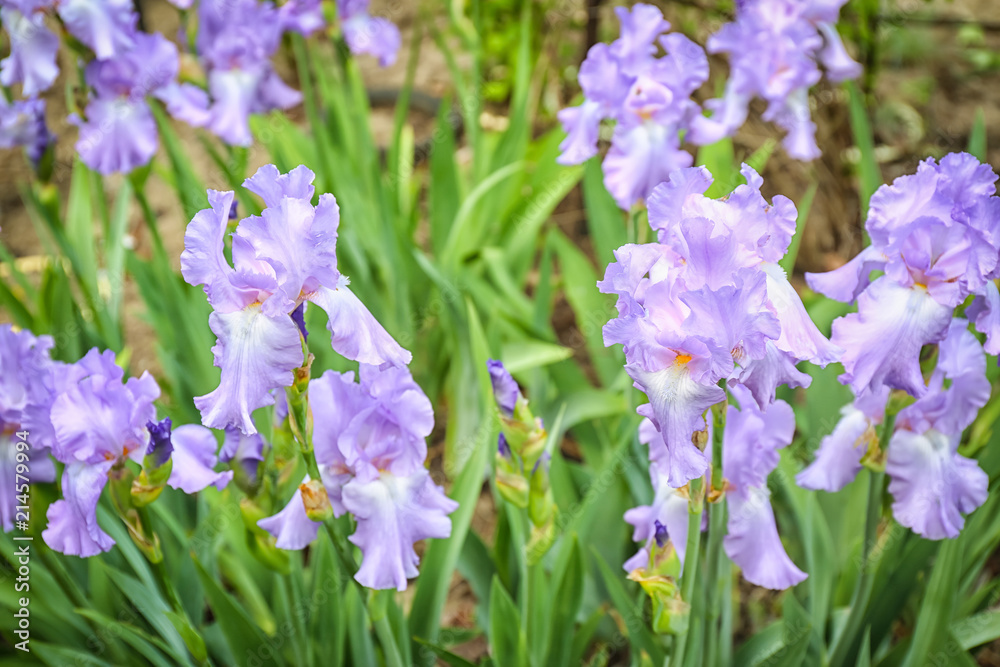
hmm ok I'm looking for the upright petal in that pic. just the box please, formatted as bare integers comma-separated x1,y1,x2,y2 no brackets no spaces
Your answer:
195,306,304,434
57,0,136,59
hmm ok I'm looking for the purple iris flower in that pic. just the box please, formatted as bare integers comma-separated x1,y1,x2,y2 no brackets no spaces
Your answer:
0,0,60,96
168,0,301,146
337,0,401,67
807,154,1000,398
0,326,58,532
57,0,137,60
722,385,806,589
599,165,838,487
181,164,411,435
258,365,457,591
556,3,709,209
0,96,54,165
70,32,182,174
41,348,230,556
689,0,860,160
487,359,521,417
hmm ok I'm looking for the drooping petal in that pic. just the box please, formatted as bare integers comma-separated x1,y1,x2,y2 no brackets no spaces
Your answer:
0,8,60,96
57,0,136,59
556,100,603,165
309,283,412,367
734,340,811,409
343,470,458,591
722,387,795,492
624,459,693,568
71,98,158,175
886,429,987,540
628,363,722,486
342,14,401,67
168,424,233,493
603,122,692,210
762,262,842,366
796,402,876,492
42,461,115,557
725,486,807,590
968,280,1000,355
195,305,304,434
258,483,321,549
832,277,952,397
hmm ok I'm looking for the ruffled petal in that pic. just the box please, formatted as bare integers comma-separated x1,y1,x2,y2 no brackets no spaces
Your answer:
257,483,321,549
168,424,233,493
57,0,136,59
343,470,458,590
71,99,158,175
796,402,874,492
342,14,401,67
195,306,304,434
0,8,60,96
832,277,952,397
42,461,115,557
886,429,987,540
603,122,693,210
628,362,722,486
734,340,811,409
722,387,795,492
309,283,412,367
556,100,602,166
968,280,1000,355
725,486,807,590
763,262,842,365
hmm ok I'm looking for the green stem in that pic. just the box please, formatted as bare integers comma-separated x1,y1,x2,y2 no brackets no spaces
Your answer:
703,400,728,667
370,591,406,667
828,469,884,667
670,476,704,667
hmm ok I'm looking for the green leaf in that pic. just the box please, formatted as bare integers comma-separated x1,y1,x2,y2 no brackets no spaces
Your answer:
846,81,881,218
952,609,1000,650
489,576,527,667
412,637,478,667
968,108,987,162
194,558,282,666
545,536,585,667
901,537,965,667
592,548,665,664
500,340,573,374
581,157,626,268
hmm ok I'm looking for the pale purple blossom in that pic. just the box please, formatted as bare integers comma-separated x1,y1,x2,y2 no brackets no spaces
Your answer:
0,96,53,165
181,165,411,435
0,1,60,96
258,365,457,590
689,0,861,160
337,0,401,67
556,3,708,209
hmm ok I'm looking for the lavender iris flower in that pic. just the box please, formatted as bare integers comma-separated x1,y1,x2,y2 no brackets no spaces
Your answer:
41,349,230,556
556,3,709,209
181,164,411,434
70,32,180,174
0,326,58,532
807,153,1000,398
337,0,401,67
258,366,457,591
0,0,60,96
171,0,301,146
0,96,54,165
599,165,838,487
690,0,861,160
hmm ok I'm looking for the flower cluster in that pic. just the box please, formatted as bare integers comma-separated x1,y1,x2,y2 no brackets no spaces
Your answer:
799,153,999,539
603,165,837,589
556,3,709,210
0,325,232,556
0,96,52,166
689,0,861,160
258,365,457,591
